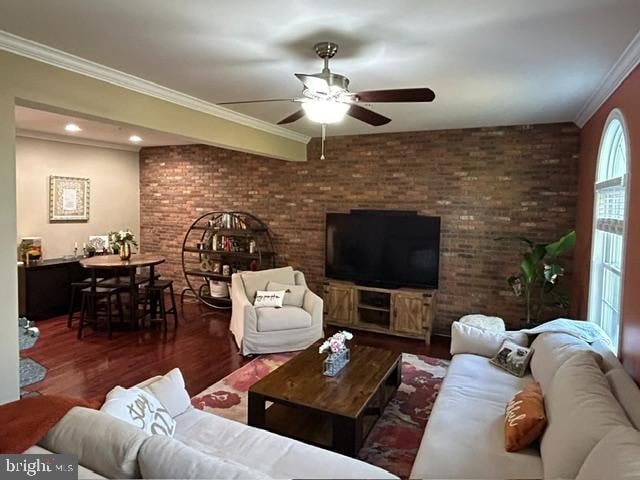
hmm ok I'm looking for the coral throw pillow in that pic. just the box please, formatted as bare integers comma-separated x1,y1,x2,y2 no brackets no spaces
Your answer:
505,381,547,452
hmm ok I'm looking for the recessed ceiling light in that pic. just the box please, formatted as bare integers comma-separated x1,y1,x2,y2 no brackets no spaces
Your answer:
64,123,82,132
129,135,143,143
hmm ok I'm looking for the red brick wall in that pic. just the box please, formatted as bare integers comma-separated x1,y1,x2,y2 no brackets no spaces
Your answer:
140,123,579,333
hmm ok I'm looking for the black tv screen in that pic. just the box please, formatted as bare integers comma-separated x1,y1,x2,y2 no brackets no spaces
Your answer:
325,211,441,289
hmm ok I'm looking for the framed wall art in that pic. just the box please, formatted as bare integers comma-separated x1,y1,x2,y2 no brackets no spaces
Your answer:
49,176,90,222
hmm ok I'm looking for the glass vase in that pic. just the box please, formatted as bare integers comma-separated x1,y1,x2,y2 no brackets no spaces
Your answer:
323,347,350,377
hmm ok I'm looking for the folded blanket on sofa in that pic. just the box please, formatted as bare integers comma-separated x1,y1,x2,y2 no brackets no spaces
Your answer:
0,395,95,454
521,318,612,346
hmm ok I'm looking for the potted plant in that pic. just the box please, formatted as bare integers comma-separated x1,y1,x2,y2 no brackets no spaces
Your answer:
109,230,138,260
85,244,97,257
499,230,576,328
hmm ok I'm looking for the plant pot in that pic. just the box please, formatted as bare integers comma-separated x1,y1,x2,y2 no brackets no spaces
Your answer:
88,251,95,257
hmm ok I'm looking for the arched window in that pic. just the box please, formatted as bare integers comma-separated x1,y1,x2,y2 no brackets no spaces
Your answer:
588,109,629,353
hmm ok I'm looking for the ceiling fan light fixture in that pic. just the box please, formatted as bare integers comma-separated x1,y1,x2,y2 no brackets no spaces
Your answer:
301,100,349,124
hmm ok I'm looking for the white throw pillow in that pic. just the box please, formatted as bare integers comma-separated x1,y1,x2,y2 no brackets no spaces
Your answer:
101,386,176,437
450,321,528,358
606,368,640,430
241,266,295,303
540,350,631,480
254,290,285,308
529,332,601,394
266,281,306,307
576,426,640,480
142,368,192,418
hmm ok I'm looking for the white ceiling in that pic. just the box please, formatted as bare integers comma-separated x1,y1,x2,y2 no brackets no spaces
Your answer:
1,0,639,137
15,106,194,149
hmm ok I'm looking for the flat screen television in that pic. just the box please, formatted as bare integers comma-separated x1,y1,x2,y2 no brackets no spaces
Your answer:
325,211,441,289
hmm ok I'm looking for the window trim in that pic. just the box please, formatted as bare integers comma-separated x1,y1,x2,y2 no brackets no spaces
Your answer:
588,108,631,355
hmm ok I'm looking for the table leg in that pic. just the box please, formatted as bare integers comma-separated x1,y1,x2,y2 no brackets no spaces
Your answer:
88,269,97,322
247,392,266,428
129,269,137,329
332,415,361,457
149,265,157,319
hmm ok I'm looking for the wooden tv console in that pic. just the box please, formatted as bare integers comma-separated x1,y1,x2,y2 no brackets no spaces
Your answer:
323,280,437,345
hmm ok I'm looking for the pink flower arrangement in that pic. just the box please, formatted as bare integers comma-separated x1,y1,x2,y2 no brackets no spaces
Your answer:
319,331,353,354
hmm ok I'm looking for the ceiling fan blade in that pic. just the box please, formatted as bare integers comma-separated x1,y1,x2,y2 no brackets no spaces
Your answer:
347,104,391,126
217,99,293,105
294,73,329,95
277,109,306,125
354,88,435,103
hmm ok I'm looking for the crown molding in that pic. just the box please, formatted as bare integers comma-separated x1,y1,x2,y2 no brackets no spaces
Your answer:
0,30,310,144
575,30,640,127
17,128,141,152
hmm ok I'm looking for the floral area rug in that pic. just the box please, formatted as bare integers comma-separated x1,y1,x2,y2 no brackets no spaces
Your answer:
191,352,449,478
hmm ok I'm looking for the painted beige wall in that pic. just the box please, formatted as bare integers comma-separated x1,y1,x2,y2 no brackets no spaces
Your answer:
0,93,19,404
16,137,140,259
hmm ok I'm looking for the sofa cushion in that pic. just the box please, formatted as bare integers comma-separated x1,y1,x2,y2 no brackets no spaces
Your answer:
172,408,397,479
39,407,147,479
240,266,295,302
540,351,631,479
450,321,528,357
504,381,546,452
256,306,312,332
267,281,306,307
100,386,176,436
410,354,543,479
138,434,273,479
529,332,600,394
606,368,640,430
142,368,192,418
576,426,640,480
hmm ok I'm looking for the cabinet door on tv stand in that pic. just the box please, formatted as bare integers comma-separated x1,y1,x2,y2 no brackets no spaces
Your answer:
392,292,426,338
323,283,355,325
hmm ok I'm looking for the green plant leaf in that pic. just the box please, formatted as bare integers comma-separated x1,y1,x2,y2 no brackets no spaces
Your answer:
546,230,576,258
531,244,547,264
520,254,538,285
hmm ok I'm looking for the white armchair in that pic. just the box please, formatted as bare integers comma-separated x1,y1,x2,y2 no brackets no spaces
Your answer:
229,266,324,355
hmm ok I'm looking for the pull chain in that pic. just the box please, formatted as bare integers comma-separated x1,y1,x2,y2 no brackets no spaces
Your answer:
321,123,326,160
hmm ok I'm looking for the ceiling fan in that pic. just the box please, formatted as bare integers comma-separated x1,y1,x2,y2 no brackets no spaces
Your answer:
219,41,435,158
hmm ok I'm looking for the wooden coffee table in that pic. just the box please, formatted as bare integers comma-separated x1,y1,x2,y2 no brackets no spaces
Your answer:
247,341,401,457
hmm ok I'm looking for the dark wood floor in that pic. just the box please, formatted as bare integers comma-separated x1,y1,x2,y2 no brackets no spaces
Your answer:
22,299,451,403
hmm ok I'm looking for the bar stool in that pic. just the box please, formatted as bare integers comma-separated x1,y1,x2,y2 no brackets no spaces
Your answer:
68,277,103,328
77,286,124,339
142,279,178,332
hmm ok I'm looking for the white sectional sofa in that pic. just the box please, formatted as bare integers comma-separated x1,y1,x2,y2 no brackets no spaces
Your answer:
28,370,396,480
411,325,640,479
